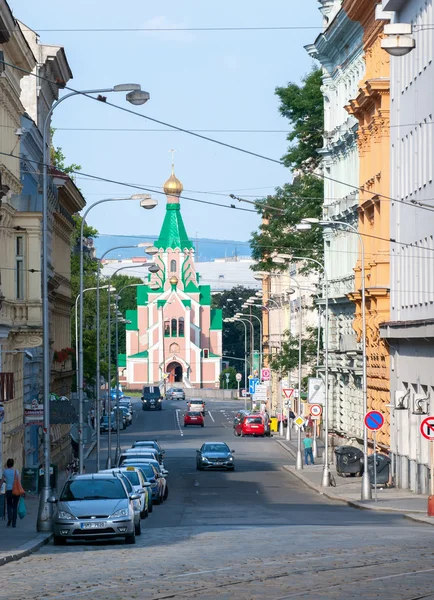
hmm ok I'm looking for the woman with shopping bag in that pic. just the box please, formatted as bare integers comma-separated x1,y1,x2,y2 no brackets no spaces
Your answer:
1,458,24,528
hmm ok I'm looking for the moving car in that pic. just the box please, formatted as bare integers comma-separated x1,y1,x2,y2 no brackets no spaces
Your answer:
196,442,235,471
50,473,140,545
166,387,185,401
132,440,165,462
142,386,163,411
188,399,206,414
234,414,266,437
184,411,204,427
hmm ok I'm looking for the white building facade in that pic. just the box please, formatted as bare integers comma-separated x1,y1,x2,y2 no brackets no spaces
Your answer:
379,0,434,493
306,0,366,445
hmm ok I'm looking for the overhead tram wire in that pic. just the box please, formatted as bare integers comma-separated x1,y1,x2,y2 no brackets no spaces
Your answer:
2,56,434,217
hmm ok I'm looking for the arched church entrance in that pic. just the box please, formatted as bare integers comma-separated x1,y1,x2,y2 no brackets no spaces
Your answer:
167,361,183,383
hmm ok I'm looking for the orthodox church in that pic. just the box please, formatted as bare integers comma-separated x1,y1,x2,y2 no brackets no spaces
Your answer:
122,166,223,389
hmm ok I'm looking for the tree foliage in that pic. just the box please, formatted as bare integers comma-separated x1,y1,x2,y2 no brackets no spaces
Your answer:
269,327,318,389
51,128,82,175
219,367,238,390
276,68,323,171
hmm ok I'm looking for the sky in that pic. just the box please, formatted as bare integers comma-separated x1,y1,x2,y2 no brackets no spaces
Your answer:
10,0,321,243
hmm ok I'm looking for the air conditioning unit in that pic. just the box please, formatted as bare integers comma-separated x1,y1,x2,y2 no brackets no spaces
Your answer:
413,393,429,416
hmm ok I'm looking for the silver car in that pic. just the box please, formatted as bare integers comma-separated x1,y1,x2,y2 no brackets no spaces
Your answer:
50,473,140,545
166,387,185,401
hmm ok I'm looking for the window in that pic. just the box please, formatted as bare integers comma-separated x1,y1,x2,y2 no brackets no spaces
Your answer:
179,317,185,336
170,259,177,273
15,236,24,300
164,319,170,337
171,318,177,337
203,349,209,358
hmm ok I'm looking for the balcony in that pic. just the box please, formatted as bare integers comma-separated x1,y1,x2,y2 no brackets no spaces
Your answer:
0,372,14,401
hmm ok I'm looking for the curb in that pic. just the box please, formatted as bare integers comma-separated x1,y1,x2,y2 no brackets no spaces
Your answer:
282,465,434,525
85,439,97,460
0,533,52,567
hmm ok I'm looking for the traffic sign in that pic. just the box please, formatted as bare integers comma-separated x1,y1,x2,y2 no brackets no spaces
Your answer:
283,388,294,399
364,410,384,431
249,378,259,395
261,368,271,381
420,416,434,440
308,377,325,405
309,404,322,417
294,416,305,428
235,373,242,382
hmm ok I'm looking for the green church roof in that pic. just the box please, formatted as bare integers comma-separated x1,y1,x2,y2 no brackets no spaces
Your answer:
155,204,194,251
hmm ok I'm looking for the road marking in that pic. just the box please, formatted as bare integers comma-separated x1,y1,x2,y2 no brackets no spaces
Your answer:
175,409,184,437
208,411,215,422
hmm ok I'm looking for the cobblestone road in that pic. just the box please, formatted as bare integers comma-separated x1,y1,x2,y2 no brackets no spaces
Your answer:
1,400,432,600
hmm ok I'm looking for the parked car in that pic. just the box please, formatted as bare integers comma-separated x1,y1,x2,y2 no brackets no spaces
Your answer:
166,387,185,401
187,399,206,414
184,411,204,427
117,405,133,426
121,447,163,466
113,408,127,430
233,410,250,428
100,467,151,519
196,442,235,471
142,386,163,411
234,414,266,437
122,459,168,504
50,473,140,545
132,440,165,462
119,398,133,412
100,413,116,433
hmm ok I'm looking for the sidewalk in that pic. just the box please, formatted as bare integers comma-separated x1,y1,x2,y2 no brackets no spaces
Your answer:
275,433,434,526
0,434,97,567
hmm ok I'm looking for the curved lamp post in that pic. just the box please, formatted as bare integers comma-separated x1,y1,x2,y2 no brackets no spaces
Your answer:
38,83,150,532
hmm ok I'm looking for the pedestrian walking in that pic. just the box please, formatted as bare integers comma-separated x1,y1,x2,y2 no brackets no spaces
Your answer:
1,458,23,527
303,433,315,465
90,407,95,429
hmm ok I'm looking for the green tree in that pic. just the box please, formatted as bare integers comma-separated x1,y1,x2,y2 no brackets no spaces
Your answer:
269,327,318,390
250,67,324,274
109,274,143,365
219,367,238,390
276,68,323,171
51,128,82,175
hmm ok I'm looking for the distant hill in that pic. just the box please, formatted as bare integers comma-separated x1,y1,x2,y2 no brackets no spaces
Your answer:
94,234,252,262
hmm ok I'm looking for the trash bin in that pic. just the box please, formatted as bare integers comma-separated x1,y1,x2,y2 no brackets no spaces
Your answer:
38,464,58,491
334,446,364,477
367,453,391,486
270,417,279,433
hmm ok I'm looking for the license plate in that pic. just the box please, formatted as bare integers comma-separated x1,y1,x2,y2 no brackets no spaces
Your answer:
80,521,106,529
251,425,259,428
190,417,197,420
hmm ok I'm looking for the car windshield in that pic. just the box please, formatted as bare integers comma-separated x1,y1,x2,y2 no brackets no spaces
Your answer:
202,444,229,453
60,478,127,501
127,463,155,479
174,389,183,392
189,412,202,417
123,471,140,486
246,417,263,424
134,441,158,450
191,401,202,404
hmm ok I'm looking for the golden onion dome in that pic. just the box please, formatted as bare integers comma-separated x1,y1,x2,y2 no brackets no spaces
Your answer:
163,165,183,196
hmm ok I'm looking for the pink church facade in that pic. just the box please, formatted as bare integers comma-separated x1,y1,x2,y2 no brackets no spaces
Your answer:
122,168,222,389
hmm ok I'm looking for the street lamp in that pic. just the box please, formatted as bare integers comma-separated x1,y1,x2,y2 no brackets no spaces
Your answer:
38,83,150,532
299,217,371,500
231,317,249,408
79,197,157,474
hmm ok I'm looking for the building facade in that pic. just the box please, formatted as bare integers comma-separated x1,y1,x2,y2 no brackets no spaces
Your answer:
380,0,434,493
307,0,366,445
123,168,222,389
343,0,392,450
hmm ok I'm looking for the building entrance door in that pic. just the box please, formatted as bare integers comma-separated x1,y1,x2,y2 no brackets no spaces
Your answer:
167,362,183,383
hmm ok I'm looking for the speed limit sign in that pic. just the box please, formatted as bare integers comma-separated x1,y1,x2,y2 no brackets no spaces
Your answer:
309,404,322,417
236,373,242,382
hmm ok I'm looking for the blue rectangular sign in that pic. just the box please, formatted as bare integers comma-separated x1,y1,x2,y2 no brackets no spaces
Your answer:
249,378,259,395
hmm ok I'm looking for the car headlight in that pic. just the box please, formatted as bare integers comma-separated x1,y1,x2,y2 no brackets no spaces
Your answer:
228,457,234,461
58,510,75,520
202,457,209,462
158,398,162,402
111,508,129,518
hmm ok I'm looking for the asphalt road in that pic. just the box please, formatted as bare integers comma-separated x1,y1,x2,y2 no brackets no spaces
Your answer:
0,398,433,600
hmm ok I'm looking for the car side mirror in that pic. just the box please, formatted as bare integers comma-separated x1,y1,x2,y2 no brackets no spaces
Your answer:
231,450,235,453
196,449,201,453
141,396,144,401
143,482,151,487
130,493,141,501
47,496,58,503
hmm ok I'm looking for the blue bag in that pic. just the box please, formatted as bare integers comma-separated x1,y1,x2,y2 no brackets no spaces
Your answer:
18,496,26,519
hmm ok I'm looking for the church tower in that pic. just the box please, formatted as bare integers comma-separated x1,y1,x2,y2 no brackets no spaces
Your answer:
123,164,222,389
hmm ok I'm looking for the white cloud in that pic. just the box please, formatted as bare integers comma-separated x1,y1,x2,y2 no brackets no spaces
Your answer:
142,16,195,43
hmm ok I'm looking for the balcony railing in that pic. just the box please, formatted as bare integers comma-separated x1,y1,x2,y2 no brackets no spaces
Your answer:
0,372,14,401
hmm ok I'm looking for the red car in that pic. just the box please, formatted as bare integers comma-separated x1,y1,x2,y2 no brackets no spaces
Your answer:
184,411,204,427
234,414,265,437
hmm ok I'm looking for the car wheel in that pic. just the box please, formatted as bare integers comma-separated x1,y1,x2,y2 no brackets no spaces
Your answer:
184,424,187,427
148,498,153,513
125,532,136,544
241,432,245,437
53,536,66,546
154,495,161,505
160,492,164,504
163,486,169,501
233,429,239,437
201,424,204,427
135,520,142,535
140,507,148,519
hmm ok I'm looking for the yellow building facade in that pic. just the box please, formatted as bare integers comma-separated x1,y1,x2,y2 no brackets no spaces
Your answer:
344,0,391,449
